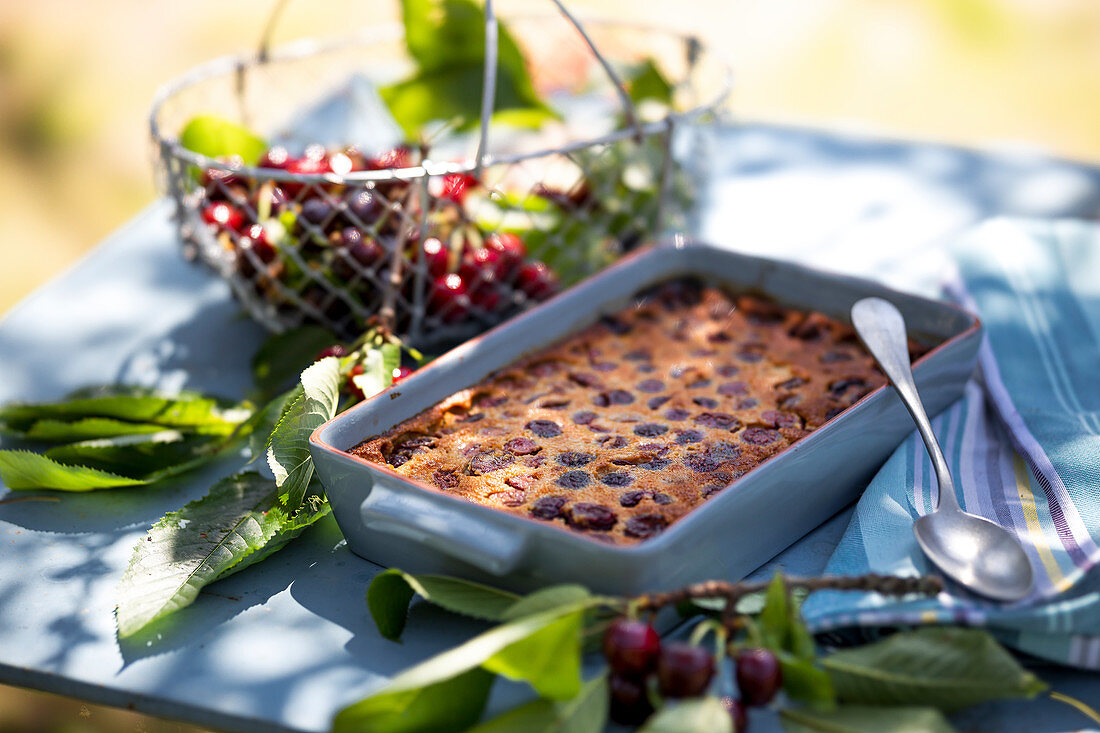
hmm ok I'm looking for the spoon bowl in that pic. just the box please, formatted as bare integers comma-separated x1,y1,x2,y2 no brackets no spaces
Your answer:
914,509,1034,602
852,297,1034,602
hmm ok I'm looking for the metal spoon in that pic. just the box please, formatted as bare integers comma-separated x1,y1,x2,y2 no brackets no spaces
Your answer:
851,297,1034,602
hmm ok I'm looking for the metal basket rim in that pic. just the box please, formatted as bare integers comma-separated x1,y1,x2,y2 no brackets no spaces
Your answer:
149,15,733,182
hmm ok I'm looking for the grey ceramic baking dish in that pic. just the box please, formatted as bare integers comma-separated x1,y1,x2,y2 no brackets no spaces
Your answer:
310,241,981,595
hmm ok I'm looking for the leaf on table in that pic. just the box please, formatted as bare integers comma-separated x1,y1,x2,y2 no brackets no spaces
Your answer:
822,627,1047,711
266,357,341,511
467,673,609,733
0,387,249,434
212,487,330,581
179,114,268,165
779,705,956,733
336,604,589,729
638,697,734,733
332,667,494,733
0,450,146,491
116,472,288,638
23,418,168,442
367,568,521,641
250,326,335,400
482,610,584,700
500,584,592,621
45,431,224,482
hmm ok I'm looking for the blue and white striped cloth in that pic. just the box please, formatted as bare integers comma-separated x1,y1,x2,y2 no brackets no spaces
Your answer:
801,218,1100,669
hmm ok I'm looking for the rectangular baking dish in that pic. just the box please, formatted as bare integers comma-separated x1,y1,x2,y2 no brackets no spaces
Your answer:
310,241,981,595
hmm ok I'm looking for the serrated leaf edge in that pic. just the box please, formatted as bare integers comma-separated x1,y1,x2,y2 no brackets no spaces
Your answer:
116,473,284,637
0,449,148,490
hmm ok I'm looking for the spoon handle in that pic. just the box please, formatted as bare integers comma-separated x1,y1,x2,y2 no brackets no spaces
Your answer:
851,298,959,512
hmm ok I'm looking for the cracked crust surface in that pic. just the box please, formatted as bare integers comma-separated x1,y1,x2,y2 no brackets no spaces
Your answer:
350,281,928,544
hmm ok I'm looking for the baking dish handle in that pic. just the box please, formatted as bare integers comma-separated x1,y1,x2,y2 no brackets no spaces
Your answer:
360,483,530,576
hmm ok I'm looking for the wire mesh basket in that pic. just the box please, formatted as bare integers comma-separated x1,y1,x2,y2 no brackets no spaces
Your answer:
150,2,731,349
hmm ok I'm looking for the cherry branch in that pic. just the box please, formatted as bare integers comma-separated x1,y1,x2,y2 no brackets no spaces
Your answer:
637,574,943,616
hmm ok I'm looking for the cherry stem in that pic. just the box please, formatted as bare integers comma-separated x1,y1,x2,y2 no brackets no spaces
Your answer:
636,574,943,618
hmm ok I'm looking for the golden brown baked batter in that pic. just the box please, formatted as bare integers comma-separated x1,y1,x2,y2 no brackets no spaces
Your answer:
350,281,927,544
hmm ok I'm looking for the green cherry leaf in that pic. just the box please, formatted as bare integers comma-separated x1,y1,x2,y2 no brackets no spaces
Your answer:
482,610,584,700
179,114,267,164
627,58,673,105
500,584,592,621
779,705,956,733
336,604,588,730
638,697,734,733
0,450,146,491
367,569,521,641
332,667,494,733
778,650,837,709
23,417,168,442
116,472,288,637
266,356,341,511
467,673,608,733
822,627,1047,711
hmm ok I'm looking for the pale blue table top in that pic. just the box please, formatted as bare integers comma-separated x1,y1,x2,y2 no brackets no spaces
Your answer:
1,124,1097,732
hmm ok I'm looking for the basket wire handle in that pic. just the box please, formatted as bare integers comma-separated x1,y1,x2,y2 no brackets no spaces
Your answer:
473,0,499,179
257,0,291,63
474,0,644,174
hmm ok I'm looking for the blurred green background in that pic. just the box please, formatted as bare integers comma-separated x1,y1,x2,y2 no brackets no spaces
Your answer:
1,0,1099,730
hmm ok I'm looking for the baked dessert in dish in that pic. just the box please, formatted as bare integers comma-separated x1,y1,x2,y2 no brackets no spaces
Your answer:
350,279,929,544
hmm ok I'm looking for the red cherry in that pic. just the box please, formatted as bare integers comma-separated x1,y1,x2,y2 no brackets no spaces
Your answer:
608,673,654,726
327,151,355,176
334,238,385,281
469,283,502,313
459,247,504,285
283,154,329,198
201,155,245,191
420,237,450,279
202,202,247,233
391,365,414,385
316,344,348,361
515,261,559,300
439,173,479,204
341,147,370,172
236,233,277,278
368,145,414,170
302,143,327,162
656,643,715,698
429,273,469,323
486,232,527,274
344,189,384,226
602,618,661,676
722,697,748,731
345,364,366,400
735,648,782,706
258,146,291,170
285,156,329,176
244,223,269,248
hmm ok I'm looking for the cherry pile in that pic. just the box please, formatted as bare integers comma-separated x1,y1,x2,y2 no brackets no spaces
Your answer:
199,144,561,336
602,617,782,730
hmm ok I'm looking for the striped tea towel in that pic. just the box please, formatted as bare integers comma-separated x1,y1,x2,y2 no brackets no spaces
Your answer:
801,218,1100,669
